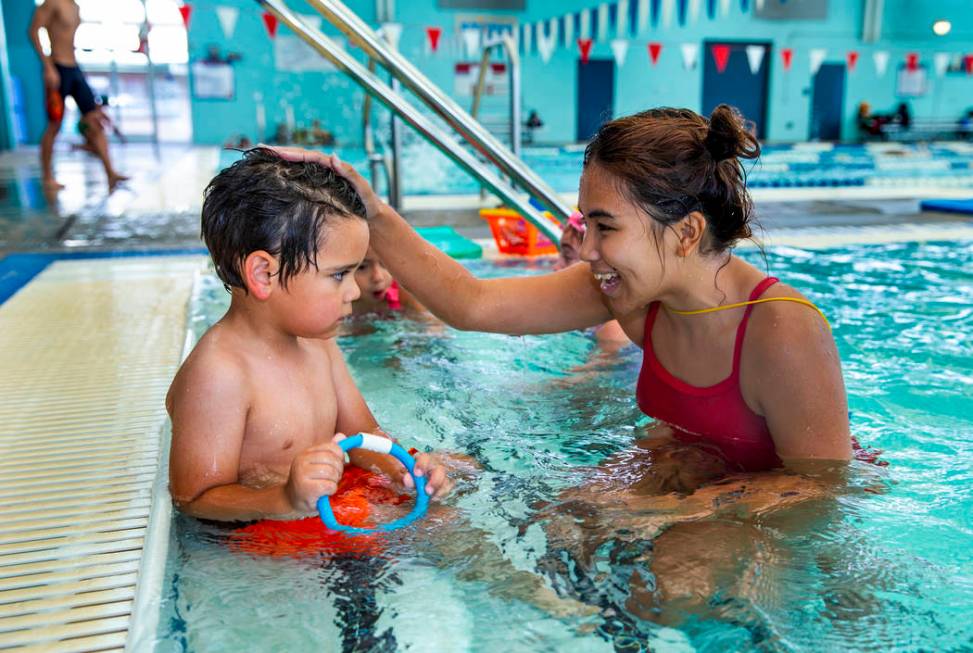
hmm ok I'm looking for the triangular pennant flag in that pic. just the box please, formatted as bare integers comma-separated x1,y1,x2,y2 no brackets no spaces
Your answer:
216,6,238,40
906,52,919,71
261,12,278,39
426,27,442,53
461,27,480,58
756,0,765,9
597,4,610,42
873,50,889,76
934,52,950,76
707,0,717,19
677,0,688,25
636,0,650,33
521,24,532,54
711,43,730,73
965,54,973,76
537,20,557,63
661,0,675,28
611,39,630,66
649,0,661,28
681,42,699,70
745,44,765,74
809,48,827,75
719,0,731,17
781,47,793,71
846,50,859,72
178,4,192,30
740,0,749,11
648,42,663,65
381,23,402,50
578,38,594,64
689,0,702,23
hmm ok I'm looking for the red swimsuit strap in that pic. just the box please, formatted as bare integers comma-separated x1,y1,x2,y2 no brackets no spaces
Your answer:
730,277,780,374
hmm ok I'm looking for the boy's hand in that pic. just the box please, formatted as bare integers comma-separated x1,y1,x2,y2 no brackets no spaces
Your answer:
267,146,384,219
285,434,347,514
403,452,454,500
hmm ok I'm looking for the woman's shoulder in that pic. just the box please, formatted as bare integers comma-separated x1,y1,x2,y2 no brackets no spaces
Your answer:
745,279,836,368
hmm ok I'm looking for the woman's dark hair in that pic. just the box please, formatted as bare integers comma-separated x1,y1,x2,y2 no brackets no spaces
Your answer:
201,147,366,291
583,104,760,254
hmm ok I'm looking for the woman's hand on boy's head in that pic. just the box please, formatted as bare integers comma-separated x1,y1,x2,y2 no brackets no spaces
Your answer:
404,452,454,500
265,145,383,219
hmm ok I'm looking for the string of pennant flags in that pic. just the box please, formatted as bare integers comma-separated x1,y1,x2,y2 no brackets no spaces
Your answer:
175,3,973,77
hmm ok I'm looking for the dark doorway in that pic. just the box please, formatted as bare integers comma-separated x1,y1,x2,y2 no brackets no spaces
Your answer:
576,59,614,142
810,63,846,141
701,41,771,138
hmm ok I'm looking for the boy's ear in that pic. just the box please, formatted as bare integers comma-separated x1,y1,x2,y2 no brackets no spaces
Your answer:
243,251,278,300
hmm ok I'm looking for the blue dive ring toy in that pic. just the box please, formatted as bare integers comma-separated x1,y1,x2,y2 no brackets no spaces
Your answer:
317,433,429,535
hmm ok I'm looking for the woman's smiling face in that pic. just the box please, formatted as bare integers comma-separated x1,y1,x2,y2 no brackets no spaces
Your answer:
577,162,677,313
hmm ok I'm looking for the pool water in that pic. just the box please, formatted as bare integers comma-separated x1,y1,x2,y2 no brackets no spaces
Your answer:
155,241,973,652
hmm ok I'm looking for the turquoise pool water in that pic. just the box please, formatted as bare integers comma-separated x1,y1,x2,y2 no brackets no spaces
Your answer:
156,240,973,652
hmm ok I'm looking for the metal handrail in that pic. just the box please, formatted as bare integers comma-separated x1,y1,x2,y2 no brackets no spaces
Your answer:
257,0,560,241
281,0,570,233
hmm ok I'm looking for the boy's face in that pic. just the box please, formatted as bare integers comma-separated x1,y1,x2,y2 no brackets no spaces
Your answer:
273,218,369,338
352,247,394,310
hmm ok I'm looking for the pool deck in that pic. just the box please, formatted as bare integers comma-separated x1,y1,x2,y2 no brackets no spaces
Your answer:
0,142,971,650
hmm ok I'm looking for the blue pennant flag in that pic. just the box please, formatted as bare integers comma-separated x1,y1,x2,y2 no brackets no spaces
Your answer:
740,0,750,10
707,0,717,19
629,0,640,35
609,2,619,35
651,0,662,27
677,0,688,25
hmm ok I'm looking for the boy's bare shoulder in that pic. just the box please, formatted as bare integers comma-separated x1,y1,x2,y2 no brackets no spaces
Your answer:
166,324,251,416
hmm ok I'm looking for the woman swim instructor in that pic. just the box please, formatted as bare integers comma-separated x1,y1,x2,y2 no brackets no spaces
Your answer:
277,104,852,473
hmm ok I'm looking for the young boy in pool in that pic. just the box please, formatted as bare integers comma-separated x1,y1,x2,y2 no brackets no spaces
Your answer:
165,148,452,523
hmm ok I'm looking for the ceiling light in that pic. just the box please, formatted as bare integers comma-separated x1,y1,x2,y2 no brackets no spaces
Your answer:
933,20,952,36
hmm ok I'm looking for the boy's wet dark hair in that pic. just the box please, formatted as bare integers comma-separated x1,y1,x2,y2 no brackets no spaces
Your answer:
202,147,367,291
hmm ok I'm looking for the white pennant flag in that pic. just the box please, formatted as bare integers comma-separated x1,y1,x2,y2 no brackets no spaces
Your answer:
563,13,575,47
934,52,950,76
745,45,765,74
616,0,630,35
461,28,480,57
579,9,592,40
689,0,701,23
597,4,610,42
611,39,630,66
380,23,403,51
537,19,557,63
636,0,650,34
681,42,699,70
756,0,765,9
719,0,731,17
216,6,239,40
873,50,889,77
661,0,675,28
809,48,827,75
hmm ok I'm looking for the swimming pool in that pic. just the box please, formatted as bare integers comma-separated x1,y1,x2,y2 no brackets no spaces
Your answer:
149,240,973,652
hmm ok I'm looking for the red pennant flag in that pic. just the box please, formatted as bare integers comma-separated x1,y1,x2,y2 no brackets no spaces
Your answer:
262,12,278,39
965,54,973,75
906,52,919,71
648,42,663,65
711,44,731,73
578,38,593,64
426,27,442,52
847,50,859,72
178,4,192,30
781,48,793,71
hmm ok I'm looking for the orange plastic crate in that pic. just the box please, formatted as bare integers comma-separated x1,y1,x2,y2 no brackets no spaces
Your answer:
479,208,560,256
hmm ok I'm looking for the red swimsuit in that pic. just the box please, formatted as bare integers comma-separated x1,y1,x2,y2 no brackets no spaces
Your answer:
636,277,783,472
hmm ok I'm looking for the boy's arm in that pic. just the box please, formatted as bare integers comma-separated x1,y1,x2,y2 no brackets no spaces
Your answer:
169,356,301,521
323,338,402,478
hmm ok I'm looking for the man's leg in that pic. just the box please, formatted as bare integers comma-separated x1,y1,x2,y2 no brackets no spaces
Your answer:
41,118,64,190
80,111,129,191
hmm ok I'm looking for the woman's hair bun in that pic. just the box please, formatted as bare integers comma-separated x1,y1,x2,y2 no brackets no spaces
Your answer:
704,104,760,162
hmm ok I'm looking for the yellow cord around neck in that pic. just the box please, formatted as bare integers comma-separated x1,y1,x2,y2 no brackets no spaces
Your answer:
666,297,832,331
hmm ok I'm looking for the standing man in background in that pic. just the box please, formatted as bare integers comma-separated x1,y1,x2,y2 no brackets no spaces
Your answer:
29,0,128,192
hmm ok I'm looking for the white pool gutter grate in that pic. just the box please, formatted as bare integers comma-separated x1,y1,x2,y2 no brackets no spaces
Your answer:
0,257,204,652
